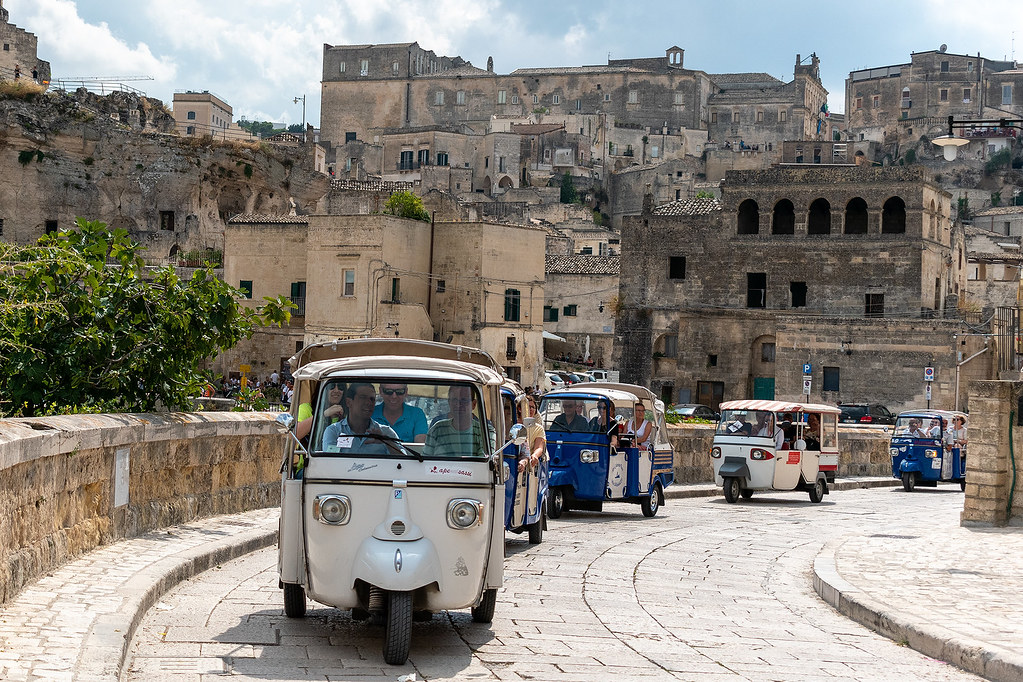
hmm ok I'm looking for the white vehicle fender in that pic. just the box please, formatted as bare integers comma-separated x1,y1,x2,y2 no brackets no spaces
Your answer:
352,536,443,593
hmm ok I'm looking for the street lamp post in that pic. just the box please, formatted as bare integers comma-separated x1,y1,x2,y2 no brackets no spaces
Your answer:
293,95,306,143
932,115,1023,161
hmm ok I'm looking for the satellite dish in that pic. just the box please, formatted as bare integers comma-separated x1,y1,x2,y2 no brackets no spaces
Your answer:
940,44,947,53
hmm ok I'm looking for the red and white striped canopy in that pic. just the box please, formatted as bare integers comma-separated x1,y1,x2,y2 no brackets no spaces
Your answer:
718,399,841,415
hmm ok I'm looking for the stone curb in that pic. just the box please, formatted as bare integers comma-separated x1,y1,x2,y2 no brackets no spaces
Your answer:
813,537,1023,682
75,522,279,682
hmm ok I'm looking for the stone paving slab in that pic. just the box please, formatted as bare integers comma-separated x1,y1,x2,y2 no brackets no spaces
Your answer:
0,477,1016,681
813,519,1023,682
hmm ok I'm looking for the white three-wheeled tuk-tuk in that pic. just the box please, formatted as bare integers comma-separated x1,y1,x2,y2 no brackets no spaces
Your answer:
277,339,508,665
711,399,839,504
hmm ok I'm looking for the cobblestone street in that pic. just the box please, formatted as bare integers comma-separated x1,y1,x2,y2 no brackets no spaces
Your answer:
122,489,981,681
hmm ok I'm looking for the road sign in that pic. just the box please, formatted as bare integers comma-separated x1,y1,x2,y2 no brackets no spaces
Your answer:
924,366,934,382
925,384,932,400
803,363,812,375
802,378,812,395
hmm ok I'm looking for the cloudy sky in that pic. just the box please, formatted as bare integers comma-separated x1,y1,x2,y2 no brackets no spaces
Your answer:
5,0,1017,125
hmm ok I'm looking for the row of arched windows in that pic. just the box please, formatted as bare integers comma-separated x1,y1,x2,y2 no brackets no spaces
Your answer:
737,197,908,235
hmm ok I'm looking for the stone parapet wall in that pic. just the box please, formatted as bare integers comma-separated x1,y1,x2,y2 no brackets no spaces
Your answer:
0,412,284,604
666,424,894,483
961,380,1023,526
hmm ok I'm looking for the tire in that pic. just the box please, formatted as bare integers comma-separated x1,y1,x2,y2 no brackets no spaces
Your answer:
382,591,413,665
809,478,825,503
960,479,966,492
641,483,660,517
283,583,306,618
901,472,915,492
740,489,754,500
528,502,544,544
723,477,741,504
471,588,498,623
547,487,565,519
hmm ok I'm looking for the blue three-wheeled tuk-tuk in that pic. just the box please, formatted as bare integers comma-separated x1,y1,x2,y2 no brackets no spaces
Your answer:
500,381,548,543
890,409,967,491
538,383,675,518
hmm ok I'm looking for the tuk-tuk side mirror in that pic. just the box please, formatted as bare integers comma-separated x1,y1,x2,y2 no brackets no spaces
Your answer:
276,412,296,430
615,414,626,424
507,423,528,447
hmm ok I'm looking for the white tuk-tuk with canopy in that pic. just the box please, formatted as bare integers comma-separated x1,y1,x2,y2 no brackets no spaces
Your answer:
711,399,840,503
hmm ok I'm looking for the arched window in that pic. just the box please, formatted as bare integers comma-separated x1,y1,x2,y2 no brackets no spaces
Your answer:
807,198,831,235
844,198,868,234
737,199,759,234
772,199,795,234
882,197,907,233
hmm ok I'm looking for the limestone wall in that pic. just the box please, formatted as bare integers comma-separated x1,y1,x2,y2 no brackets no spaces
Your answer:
666,423,894,483
961,380,1023,526
0,412,284,604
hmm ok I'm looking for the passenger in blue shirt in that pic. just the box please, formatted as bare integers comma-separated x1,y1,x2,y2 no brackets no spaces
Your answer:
322,383,398,454
372,383,429,443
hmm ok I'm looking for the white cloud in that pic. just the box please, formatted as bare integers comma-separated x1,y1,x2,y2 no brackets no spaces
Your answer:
8,0,175,81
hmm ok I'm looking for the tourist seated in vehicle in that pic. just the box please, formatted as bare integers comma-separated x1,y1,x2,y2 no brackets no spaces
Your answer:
803,413,821,450
321,382,399,454
424,385,487,458
297,381,345,441
550,398,590,432
372,382,428,443
588,400,620,446
926,418,943,438
626,401,654,449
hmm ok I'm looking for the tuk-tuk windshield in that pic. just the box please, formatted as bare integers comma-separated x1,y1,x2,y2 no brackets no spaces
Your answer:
538,396,621,434
716,409,777,438
893,415,945,439
308,379,492,459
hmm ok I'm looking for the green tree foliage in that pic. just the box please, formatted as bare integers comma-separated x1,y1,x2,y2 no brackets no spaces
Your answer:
560,172,577,204
0,219,293,417
383,190,430,221
695,190,716,199
236,120,283,138
985,148,1011,175
957,196,972,221
991,191,1002,207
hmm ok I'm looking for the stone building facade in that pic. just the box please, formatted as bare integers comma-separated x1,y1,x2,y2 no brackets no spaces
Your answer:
844,48,1023,155
543,254,619,368
614,166,991,412
319,42,829,198
222,212,547,386
0,3,50,83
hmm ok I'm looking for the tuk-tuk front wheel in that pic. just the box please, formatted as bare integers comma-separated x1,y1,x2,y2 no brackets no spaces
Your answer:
723,477,741,504
809,478,825,503
382,591,413,665
283,583,306,618
528,502,544,544
548,487,567,519
641,483,661,517
901,472,916,492
471,588,498,623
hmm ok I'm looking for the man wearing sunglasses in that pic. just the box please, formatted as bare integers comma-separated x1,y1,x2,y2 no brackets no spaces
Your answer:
372,383,428,443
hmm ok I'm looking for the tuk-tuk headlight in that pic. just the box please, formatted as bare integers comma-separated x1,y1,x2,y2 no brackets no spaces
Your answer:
447,499,482,529
580,449,599,463
749,448,775,461
925,449,939,458
711,447,722,459
313,494,351,525
890,448,899,457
